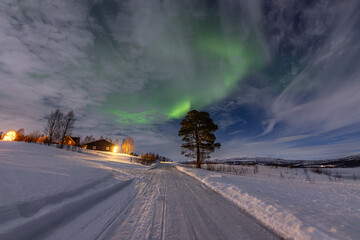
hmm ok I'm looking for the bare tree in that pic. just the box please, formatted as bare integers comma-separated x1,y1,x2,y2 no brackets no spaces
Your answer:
44,109,63,146
59,110,75,149
121,137,135,155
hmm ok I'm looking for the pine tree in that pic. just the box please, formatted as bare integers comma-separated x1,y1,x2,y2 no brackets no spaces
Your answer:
178,110,221,168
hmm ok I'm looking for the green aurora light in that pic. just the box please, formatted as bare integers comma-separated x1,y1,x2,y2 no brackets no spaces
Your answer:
168,99,191,119
93,4,265,125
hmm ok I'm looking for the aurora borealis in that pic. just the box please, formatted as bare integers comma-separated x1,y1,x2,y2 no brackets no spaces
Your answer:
99,4,265,125
1,0,360,160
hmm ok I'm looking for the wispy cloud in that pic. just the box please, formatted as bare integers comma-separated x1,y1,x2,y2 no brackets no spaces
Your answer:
260,0,360,139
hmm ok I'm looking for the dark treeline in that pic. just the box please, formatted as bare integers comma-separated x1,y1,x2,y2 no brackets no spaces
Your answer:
82,135,120,146
140,152,172,163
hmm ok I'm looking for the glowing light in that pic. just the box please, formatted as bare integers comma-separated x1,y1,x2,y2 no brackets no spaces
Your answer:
113,110,155,125
113,146,118,153
168,99,191,119
3,131,16,141
102,19,265,125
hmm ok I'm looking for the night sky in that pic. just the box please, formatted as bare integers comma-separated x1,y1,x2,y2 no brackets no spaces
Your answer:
1,0,360,160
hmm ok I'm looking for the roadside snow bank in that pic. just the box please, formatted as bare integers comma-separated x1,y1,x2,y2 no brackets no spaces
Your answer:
176,165,359,240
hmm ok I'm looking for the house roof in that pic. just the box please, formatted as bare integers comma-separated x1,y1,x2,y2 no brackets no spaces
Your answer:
59,136,81,145
59,136,74,141
84,139,114,146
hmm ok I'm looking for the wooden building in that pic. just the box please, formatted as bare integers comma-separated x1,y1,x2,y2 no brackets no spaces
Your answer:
83,139,116,152
59,136,81,146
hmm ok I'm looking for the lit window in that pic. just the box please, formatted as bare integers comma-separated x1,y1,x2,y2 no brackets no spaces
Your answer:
106,147,110,151
93,146,96,150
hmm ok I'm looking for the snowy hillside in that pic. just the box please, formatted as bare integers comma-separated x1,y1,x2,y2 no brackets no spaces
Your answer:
177,164,360,240
0,141,148,239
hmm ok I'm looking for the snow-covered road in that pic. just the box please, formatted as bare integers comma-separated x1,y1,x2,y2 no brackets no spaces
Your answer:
37,163,279,240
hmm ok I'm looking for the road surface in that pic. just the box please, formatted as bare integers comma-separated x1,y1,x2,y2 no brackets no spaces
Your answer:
38,164,280,240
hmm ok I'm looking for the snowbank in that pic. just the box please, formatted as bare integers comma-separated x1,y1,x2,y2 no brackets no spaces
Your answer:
0,141,148,239
176,164,360,240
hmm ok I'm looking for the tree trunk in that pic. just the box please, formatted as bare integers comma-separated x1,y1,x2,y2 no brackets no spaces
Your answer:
196,142,201,168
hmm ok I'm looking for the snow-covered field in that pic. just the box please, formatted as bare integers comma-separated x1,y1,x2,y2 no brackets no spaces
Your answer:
2,140,359,240
177,164,360,240
0,141,148,239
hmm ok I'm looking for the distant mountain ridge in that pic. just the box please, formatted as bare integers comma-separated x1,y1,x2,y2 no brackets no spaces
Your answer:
206,155,360,168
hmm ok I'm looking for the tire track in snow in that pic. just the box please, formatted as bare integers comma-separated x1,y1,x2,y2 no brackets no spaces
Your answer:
94,173,155,240
160,171,167,240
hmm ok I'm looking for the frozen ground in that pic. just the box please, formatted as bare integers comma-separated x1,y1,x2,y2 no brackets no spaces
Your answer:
177,164,360,240
0,141,279,240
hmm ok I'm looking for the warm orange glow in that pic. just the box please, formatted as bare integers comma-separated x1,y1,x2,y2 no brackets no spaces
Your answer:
3,131,16,141
121,138,135,155
113,146,118,153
